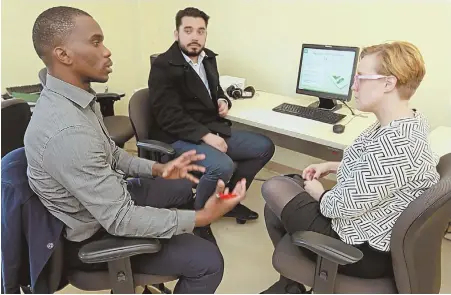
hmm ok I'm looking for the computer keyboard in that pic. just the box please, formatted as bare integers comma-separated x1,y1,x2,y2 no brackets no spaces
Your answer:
272,103,346,124
6,83,43,94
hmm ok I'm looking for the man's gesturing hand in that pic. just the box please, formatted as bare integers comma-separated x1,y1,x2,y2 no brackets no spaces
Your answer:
152,150,206,184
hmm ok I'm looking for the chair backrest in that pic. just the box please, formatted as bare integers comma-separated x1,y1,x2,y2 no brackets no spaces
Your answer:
150,53,160,67
129,88,152,157
390,153,451,294
1,99,32,157
38,68,47,85
132,53,160,142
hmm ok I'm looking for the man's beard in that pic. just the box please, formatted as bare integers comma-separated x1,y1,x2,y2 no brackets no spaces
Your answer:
179,40,204,57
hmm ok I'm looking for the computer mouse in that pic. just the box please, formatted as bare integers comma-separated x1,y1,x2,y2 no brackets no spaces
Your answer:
333,124,345,134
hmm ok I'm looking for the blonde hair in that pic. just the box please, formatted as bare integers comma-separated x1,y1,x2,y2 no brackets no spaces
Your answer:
360,41,426,99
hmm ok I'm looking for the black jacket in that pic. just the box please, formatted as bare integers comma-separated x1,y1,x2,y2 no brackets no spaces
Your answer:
148,41,232,144
1,148,65,293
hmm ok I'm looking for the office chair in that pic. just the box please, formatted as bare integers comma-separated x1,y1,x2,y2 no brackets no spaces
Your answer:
129,88,247,225
1,98,32,157
38,67,47,86
150,54,160,67
38,68,134,148
53,236,176,294
128,88,175,161
271,152,451,294
1,147,176,294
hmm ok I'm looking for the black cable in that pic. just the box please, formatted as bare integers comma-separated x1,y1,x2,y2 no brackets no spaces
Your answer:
342,101,355,116
341,101,370,127
343,115,359,126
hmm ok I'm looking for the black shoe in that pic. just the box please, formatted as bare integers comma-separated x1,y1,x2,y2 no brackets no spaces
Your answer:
224,203,259,223
193,225,217,245
260,279,307,294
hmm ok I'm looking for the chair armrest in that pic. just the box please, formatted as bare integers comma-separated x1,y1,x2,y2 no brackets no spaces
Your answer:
137,140,176,156
291,231,363,265
78,237,161,264
95,93,126,117
96,92,125,101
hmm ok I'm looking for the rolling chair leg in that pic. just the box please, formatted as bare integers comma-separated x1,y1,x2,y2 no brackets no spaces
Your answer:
143,284,172,294
155,284,172,294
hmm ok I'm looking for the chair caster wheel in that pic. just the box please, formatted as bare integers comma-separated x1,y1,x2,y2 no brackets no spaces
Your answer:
143,284,172,294
236,218,247,224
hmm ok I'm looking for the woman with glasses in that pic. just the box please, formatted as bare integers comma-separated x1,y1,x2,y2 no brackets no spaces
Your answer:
261,41,440,294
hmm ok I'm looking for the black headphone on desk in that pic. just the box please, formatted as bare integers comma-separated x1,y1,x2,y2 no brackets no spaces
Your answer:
226,85,256,99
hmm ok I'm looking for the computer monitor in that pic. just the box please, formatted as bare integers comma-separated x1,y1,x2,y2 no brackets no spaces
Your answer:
296,44,359,111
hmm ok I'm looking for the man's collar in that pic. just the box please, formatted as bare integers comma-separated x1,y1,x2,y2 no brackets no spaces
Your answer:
181,50,207,65
46,74,96,109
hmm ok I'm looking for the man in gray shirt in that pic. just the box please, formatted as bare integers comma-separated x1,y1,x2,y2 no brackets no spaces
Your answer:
25,6,247,294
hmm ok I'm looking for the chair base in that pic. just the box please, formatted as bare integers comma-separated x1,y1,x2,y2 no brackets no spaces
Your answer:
68,271,177,292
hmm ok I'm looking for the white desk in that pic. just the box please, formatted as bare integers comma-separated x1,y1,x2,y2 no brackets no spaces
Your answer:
429,126,451,158
226,91,376,160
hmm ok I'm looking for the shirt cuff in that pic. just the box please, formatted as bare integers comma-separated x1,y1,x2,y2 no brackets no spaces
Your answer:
174,209,196,235
318,189,330,204
218,98,229,106
137,157,156,178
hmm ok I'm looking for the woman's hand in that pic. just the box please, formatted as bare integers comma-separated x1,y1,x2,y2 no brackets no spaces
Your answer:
302,162,339,180
304,179,325,201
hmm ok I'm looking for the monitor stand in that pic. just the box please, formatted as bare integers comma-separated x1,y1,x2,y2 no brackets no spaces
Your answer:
308,97,342,112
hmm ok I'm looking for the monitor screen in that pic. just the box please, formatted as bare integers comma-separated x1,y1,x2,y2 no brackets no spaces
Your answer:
296,44,359,101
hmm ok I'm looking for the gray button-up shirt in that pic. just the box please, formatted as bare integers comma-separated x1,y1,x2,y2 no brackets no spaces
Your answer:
24,74,195,242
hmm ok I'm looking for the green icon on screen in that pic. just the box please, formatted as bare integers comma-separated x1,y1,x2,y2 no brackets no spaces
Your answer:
331,75,348,89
